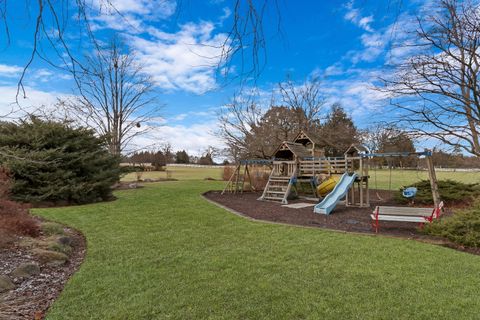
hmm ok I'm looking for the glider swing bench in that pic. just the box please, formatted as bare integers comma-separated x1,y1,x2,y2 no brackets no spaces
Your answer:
371,201,444,233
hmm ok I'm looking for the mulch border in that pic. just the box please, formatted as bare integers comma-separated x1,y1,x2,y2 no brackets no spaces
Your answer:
202,191,480,256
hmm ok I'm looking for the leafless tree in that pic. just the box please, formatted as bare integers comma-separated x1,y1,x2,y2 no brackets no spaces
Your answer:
380,0,480,157
360,124,416,167
277,76,325,130
219,0,282,81
218,78,325,159
61,39,158,155
360,124,399,153
160,142,174,164
217,90,264,161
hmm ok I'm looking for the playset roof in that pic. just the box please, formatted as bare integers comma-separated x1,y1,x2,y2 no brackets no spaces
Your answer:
344,144,369,156
293,130,334,148
273,141,312,159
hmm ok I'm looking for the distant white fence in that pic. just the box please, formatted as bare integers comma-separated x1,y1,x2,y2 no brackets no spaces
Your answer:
120,162,152,167
131,163,479,172
434,168,480,172
166,164,225,169
371,166,480,172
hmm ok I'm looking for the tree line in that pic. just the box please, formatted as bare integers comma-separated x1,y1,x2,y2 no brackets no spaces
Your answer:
218,78,416,163
126,148,218,168
218,80,479,169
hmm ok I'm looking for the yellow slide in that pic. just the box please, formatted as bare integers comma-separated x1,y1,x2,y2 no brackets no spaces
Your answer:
317,175,340,197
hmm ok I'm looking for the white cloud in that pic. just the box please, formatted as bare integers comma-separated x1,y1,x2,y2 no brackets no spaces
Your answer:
0,85,226,157
0,85,71,118
344,1,374,32
129,121,225,156
170,110,215,121
92,13,144,33
350,32,387,63
0,64,23,78
343,5,427,65
358,16,374,31
219,7,232,22
323,63,344,76
90,0,176,32
127,21,229,94
86,0,229,94
104,0,176,18
301,67,390,121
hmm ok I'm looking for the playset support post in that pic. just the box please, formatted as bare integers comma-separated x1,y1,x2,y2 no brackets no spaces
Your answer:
425,152,440,208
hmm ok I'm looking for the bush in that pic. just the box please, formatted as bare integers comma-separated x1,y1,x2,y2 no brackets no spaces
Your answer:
41,222,65,236
395,179,480,205
0,117,121,204
222,166,235,181
249,167,270,190
0,168,40,247
222,165,270,190
424,200,480,248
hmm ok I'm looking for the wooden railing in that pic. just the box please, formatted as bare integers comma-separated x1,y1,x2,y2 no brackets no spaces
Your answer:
272,157,362,177
298,158,351,176
272,161,297,177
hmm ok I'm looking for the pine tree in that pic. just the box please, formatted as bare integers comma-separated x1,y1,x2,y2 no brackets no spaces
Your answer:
0,117,121,204
175,150,190,164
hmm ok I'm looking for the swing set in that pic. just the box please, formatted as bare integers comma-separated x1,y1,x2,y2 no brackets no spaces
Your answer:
221,138,443,232
368,150,440,205
366,150,443,232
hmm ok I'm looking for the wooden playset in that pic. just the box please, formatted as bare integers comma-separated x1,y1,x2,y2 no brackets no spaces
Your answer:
222,129,442,228
223,130,371,206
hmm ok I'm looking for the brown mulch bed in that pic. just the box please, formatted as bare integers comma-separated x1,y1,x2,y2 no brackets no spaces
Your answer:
204,190,480,255
0,226,86,320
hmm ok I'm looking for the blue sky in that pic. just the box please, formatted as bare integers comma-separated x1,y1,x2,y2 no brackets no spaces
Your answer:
0,0,431,156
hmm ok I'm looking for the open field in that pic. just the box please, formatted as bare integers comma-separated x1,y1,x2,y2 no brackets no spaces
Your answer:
121,166,223,182
35,181,480,319
122,166,479,190
369,168,480,190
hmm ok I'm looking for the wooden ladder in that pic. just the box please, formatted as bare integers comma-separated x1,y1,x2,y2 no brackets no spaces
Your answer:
259,167,297,204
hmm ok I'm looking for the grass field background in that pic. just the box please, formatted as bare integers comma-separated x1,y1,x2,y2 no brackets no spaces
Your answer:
122,166,479,190
35,181,480,319
122,166,223,182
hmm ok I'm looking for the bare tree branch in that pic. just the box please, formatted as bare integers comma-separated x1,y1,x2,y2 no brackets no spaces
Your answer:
379,0,480,157
60,38,161,155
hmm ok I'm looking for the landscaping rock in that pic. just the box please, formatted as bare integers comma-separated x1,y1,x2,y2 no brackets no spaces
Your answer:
31,249,68,266
0,275,15,292
11,262,40,279
18,236,43,249
48,241,72,255
58,236,73,246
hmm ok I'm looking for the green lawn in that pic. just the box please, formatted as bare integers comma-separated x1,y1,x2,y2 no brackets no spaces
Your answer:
35,181,480,319
369,169,480,190
122,166,479,191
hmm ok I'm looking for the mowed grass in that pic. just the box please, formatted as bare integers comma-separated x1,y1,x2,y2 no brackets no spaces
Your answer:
122,166,479,190
369,169,480,190
35,181,480,319
121,166,223,182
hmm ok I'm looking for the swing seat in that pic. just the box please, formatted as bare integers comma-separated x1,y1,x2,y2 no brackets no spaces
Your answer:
402,187,417,198
371,201,444,233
